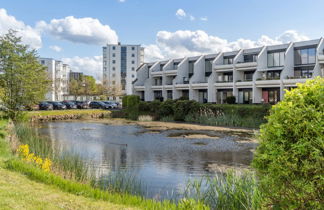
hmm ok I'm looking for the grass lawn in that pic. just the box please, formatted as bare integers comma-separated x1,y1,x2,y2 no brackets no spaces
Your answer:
0,119,136,210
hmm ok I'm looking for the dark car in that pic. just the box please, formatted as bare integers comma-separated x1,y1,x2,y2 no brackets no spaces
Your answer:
61,101,77,109
39,102,53,110
102,101,118,109
47,101,66,110
74,101,89,109
89,101,109,109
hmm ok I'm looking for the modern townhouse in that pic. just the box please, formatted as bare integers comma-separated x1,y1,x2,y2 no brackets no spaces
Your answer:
133,38,324,104
39,58,70,101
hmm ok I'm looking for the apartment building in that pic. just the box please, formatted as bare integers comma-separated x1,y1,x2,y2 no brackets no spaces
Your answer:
102,43,144,97
134,38,324,104
39,58,70,101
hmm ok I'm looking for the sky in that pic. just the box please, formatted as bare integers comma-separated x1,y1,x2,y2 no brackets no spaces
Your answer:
0,0,323,80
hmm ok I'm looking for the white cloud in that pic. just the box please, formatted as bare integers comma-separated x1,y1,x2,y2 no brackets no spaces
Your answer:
144,30,309,62
118,0,126,2
175,9,186,19
49,45,62,52
37,16,118,45
189,15,195,21
200,17,208,21
62,56,103,81
0,8,42,49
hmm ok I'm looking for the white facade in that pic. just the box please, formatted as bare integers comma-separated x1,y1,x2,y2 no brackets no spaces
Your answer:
102,43,144,96
134,38,324,104
39,58,70,101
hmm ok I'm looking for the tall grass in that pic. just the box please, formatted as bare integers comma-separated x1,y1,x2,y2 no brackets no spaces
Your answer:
183,171,262,209
185,113,265,128
93,170,145,196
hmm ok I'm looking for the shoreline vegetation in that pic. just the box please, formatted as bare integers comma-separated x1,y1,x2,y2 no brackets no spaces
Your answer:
0,117,261,209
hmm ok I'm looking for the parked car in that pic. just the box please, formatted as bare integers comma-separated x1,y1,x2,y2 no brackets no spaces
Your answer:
73,101,89,109
61,101,77,109
89,101,110,109
103,101,118,109
47,101,66,110
39,102,53,110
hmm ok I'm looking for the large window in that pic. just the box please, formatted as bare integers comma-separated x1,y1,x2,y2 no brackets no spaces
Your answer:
121,46,127,90
262,88,280,104
238,89,252,104
189,61,195,77
244,71,254,81
173,62,180,69
223,56,235,64
205,58,213,76
294,66,313,78
167,90,173,99
294,47,316,65
262,70,281,80
267,51,285,67
243,54,257,63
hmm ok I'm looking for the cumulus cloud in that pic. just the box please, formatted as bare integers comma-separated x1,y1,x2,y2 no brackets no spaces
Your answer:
49,45,62,52
200,17,208,21
62,56,103,81
0,8,42,49
37,16,118,45
175,9,186,19
144,30,309,62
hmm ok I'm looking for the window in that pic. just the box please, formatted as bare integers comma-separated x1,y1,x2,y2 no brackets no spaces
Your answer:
167,90,173,99
104,67,107,71
103,61,107,65
112,67,115,71
112,46,116,50
294,66,313,78
132,74,135,78
41,60,45,65
264,71,281,80
132,60,135,64
223,56,235,64
205,58,213,76
112,73,115,77
173,62,180,69
132,67,135,71
112,60,116,64
267,51,285,67
294,47,316,65
244,71,254,81
132,54,135,57
189,61,195,77
112,53,115,57
243,54,257,62
132,47,135,50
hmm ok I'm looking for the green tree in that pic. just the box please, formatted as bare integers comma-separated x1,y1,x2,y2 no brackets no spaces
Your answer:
0,30,50,120
252,77,324,209
68,79,82,100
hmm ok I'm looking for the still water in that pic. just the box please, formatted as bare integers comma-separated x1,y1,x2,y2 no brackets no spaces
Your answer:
38,121,256,199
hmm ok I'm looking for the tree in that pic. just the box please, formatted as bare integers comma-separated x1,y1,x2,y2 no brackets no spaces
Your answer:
0,30,50,120
252,77,324,209
68,79,82,100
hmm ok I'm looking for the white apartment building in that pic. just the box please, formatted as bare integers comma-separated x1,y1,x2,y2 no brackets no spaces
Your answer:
134,38,324,104
39,58,70,101
102,43,144,97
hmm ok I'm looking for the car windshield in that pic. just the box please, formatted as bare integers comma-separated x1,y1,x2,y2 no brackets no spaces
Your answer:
97,102,106,105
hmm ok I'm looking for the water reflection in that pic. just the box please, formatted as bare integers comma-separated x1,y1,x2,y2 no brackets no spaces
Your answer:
38,121,256,199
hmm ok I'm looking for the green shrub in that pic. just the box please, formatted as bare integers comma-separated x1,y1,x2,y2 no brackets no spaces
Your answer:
225,96,236,104
125,95,140,120
173,100,199,121
159,99,175,117
252,77,324,209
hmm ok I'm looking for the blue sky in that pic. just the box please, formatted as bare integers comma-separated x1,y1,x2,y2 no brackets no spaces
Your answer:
0,0,323,79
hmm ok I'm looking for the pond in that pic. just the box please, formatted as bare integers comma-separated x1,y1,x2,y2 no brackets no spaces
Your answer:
38,120,257,200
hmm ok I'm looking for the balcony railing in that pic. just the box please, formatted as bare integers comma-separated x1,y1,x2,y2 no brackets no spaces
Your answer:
215,80,233,83
286,75,312,79
236,79,253,82
256,77,280,81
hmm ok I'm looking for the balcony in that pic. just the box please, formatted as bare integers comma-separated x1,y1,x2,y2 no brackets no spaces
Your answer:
191,80,208,89
255,77,281,87
164,69,177,76
318,53,324,64
134,85,145,91
214,64,234,72
151,70,163,76
236,79,253,87
215,80,234,88
235,61,257,71
283,76,309,86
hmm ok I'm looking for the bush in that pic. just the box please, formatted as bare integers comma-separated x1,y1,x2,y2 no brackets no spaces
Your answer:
173,100,199,121
123,95,140,120
252,77,324,208
159,99,175,117
225,96,236,104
